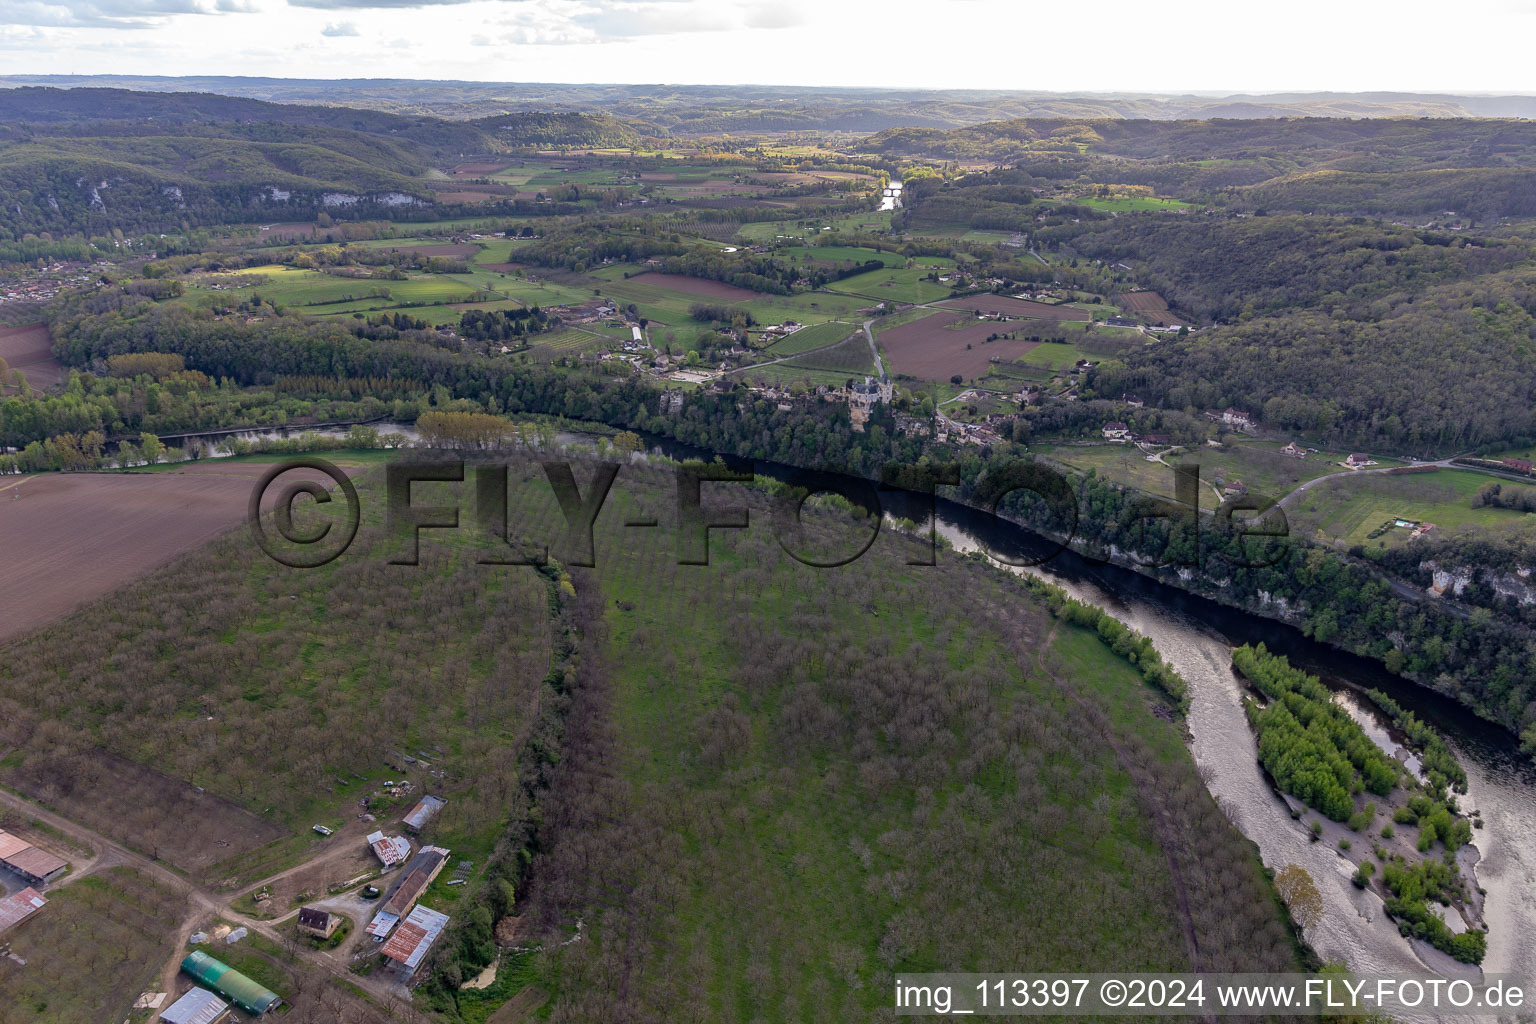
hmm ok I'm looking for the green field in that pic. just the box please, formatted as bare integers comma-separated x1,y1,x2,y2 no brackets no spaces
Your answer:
1072,195,1196,213
775,245,904,268
765,320,859,355
783,336,877,375
735,362,863,388
823,263,957,304
599,277,868,328
1289,468,1533,547
207,264,480,313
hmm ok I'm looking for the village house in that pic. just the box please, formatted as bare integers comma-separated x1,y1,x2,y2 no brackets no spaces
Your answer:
1282,442,1307,458
1223,479,1249,498
1102,422,1131,441
297,907,341,939
1345,453,1373,469
1122,394,1144,408
1219,408,1255,431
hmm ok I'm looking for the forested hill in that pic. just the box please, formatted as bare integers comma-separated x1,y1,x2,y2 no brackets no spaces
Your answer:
0,89,655,237
861,117,1536,165
0,87,648,154
0,86,488,153
469,111,646,149
861,117,1536,218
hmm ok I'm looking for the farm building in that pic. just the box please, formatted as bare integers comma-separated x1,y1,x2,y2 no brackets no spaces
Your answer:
0,829,68,884
368,846,450,940
631,326,644,343
368,830,411,867
297,907,340,939
380,904,451,976
402,795,446,833
0,887,46,934
383,847,449,916
180,951,282,1015
158,987,234,1024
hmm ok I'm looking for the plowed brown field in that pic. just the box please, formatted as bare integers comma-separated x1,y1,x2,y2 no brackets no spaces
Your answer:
0,461,358,645
880,313,1041,380
0,323,66,392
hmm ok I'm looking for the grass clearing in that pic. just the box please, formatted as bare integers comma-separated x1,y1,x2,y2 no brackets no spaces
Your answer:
1290,468,1534,547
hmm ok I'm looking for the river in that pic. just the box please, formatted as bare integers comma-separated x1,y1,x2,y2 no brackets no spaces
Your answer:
621,433,1536,986
893,493,1536,990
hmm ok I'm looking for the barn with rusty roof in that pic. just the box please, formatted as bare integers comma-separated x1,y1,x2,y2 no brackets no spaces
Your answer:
0,829,67,885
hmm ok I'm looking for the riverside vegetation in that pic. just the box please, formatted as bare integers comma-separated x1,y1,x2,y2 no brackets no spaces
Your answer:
1235,644,1484,964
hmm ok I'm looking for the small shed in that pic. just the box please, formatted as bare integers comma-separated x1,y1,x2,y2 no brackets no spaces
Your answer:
158,987,233,1024
402,795,446,833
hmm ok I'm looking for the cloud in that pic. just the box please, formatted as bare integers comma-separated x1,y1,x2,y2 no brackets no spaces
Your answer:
321,18,358,32
5,0,255,27
288,0,470,7
743,2,801,29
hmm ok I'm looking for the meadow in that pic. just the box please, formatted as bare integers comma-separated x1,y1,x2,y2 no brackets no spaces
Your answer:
201,264,480,314
823,260,958,305
600,276,869,328
765,320,859,356
1289,468,1533,547
774,245,904,268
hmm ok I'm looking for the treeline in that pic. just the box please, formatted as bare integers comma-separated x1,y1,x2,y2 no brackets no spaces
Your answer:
1472,480,1536,513
458,306,549,343
1365,690,1469,798
1015,573,1188,709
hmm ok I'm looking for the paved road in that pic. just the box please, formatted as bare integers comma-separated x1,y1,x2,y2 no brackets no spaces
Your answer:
860,318,886,380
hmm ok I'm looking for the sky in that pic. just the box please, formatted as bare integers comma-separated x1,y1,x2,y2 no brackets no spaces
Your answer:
2,0,1536,94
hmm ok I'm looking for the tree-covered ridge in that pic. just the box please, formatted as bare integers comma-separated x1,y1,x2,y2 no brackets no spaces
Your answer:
1045,215,1530,322
1090,266,1536,450
470,111,645,149
863,117,1536,217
